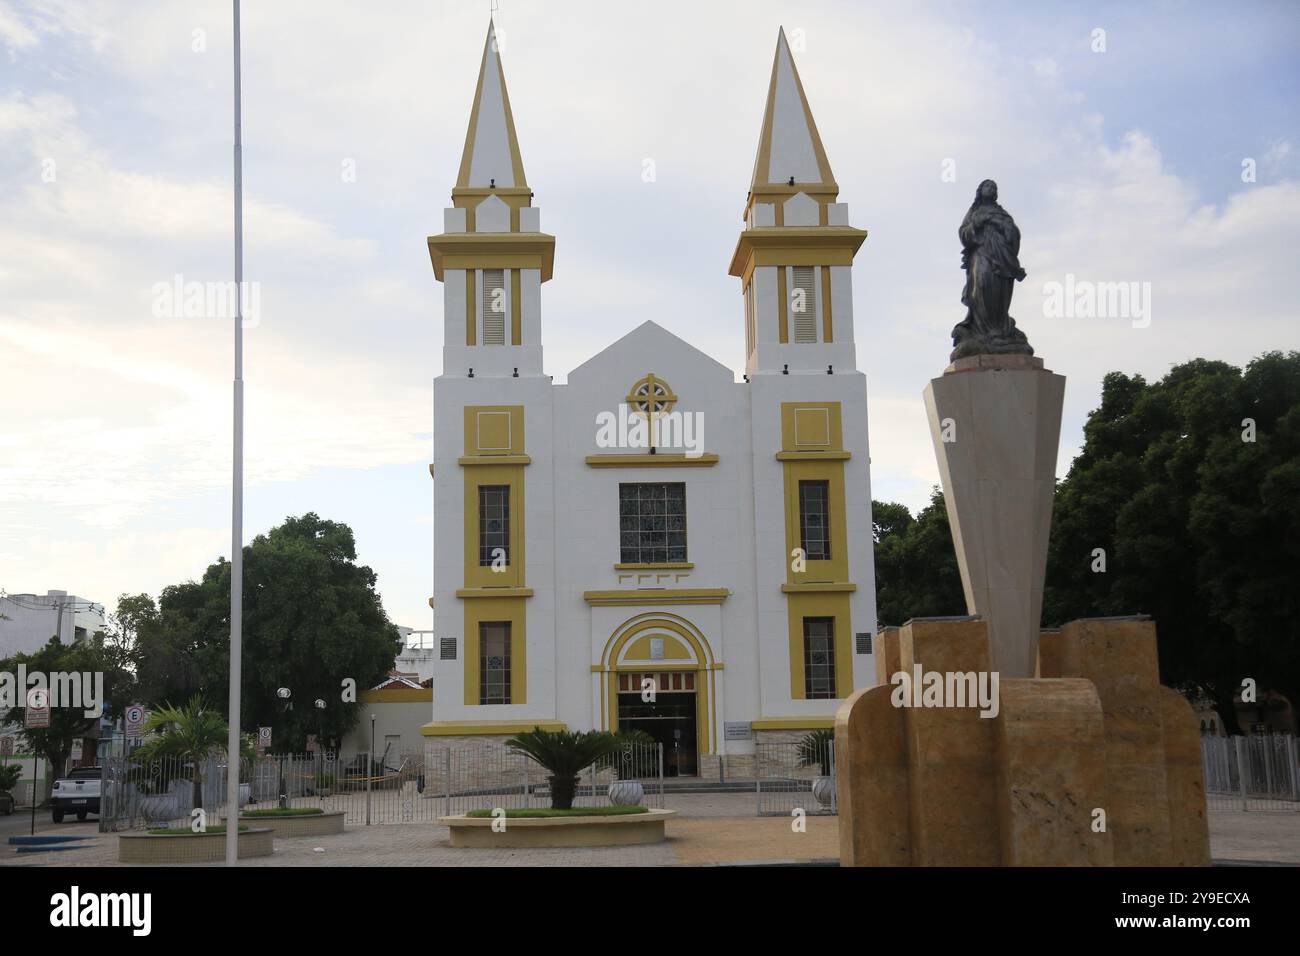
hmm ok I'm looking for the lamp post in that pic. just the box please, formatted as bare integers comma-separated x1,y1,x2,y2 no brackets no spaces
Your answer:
313,698,326,801
366,713,376,826
276,687,291,809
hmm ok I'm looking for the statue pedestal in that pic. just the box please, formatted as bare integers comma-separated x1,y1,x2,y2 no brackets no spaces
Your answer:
922,354,1065,678
834,617,1211,866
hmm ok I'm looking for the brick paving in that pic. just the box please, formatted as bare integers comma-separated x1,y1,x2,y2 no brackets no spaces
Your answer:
3,795,1296,867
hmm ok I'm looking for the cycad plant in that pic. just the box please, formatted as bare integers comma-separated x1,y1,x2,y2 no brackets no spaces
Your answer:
796,727,835,777
132,696,250,811
505,728,618,809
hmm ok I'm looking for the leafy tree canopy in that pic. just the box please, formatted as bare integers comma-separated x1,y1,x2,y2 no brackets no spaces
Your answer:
874,351,1300,733
1,633,136,798
133,513,400,751
1043,351,1300,732
872,487,966,628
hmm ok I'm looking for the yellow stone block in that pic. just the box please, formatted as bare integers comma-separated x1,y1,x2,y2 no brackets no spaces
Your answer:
995,678,1112,865
899,617,999,865
1058,617,1172,865
1159,686,1212,866
835,686,910,866
874,626,901,687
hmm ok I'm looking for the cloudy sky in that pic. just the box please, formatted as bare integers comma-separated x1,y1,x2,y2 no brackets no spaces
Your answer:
1,0,1297,632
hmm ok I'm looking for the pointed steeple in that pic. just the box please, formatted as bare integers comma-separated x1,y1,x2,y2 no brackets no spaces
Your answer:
730,28,865,378
456,19,527,191
749,27,835,200
429,19,554,379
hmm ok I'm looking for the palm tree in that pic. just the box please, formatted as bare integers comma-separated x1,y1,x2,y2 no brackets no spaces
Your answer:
505,728,618,809
796,728,835,777
132,696,248,811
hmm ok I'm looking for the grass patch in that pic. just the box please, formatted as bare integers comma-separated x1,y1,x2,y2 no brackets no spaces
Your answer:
240,807,324,817
464,805,650,819
144,826,251,836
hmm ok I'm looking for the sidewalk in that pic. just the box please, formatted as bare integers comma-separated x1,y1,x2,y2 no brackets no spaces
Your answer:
3,796,1294,867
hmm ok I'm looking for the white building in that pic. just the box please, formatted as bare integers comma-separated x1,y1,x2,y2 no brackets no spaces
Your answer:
0,589,105,659
425,23,878,775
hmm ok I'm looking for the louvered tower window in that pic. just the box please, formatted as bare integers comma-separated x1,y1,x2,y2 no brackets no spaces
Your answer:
791,266,817,343
481,268,507,344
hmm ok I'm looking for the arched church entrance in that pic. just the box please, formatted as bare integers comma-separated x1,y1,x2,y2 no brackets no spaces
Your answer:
599,615,717,778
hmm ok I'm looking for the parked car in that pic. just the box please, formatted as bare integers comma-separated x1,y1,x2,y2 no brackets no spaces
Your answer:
51,766,102,822
0,762,19,815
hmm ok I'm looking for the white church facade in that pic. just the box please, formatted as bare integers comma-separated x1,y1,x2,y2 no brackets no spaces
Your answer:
425,22,878,775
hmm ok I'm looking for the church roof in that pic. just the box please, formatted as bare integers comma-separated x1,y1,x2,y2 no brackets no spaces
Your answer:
748,27,835,196
567,321,735,385
456,20,527,191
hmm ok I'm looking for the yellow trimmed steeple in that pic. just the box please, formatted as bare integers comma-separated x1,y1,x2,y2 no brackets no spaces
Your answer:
744,26,838,220
456,19,527,192
429,19,554,378
730,28,866,376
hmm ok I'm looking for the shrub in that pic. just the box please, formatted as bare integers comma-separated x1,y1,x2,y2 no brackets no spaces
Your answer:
796,728,835,776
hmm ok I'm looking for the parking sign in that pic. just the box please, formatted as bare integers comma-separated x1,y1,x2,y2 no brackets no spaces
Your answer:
24,689,50,729
125,704,148,738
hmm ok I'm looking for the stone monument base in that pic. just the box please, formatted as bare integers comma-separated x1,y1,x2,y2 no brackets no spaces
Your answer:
835,615,1210,866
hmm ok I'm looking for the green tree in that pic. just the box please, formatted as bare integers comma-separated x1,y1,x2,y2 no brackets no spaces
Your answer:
1,634,136,801
1044,352,1300,732
134,513,400,750
872,488,966,627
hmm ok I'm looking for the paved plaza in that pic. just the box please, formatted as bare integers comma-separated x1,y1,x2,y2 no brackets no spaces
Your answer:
3,795,1297,867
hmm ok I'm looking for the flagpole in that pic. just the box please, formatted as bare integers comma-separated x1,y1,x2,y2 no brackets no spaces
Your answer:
225,0,245,868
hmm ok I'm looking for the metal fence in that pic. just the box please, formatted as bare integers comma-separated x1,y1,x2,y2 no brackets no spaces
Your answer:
99,741,665,831
755,738,837,816
1202,734,1299,811
433,740,664,816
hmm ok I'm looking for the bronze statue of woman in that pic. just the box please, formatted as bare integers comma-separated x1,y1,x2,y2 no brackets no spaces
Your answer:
950,179,1034,361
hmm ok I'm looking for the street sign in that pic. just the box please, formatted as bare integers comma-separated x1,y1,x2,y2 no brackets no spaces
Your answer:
24,689,50,729
125,704,148,738
258,726,272,752
0,736,13,756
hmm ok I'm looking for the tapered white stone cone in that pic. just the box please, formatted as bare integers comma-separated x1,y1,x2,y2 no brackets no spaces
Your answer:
923,355,1066,678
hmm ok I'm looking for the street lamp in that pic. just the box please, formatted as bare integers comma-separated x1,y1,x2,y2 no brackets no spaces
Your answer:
366,713,376,826
313,698,327,803
276,687,291,809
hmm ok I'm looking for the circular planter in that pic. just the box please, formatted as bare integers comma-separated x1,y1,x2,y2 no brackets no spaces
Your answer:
118,828,273,864
441,809,675,848
223,810,345,838
811,776,835,809
608,780,645,806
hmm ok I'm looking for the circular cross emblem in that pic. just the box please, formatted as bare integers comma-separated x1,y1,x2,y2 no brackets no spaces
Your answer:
626,373,677,420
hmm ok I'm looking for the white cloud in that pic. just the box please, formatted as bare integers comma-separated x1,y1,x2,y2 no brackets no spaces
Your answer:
0,0,1296,630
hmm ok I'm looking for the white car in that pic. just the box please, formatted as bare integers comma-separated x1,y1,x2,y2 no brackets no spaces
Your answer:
51,766,101,822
